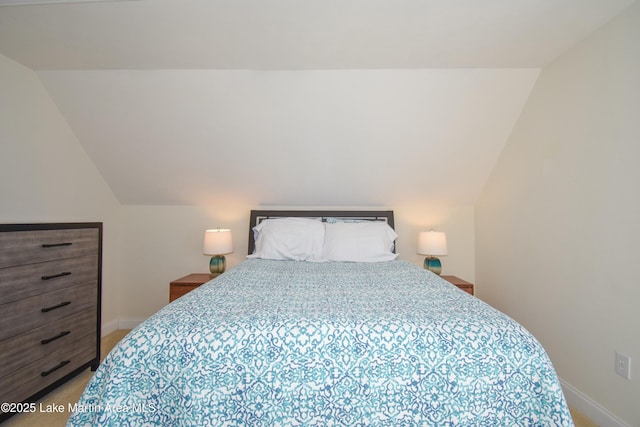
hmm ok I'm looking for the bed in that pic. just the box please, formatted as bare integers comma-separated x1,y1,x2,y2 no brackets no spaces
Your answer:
68,210,573,426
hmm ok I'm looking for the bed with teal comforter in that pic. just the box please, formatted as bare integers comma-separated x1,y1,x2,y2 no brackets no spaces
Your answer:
68,259,573,426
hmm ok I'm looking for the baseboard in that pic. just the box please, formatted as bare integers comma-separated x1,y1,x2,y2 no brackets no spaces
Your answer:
561,378,631,427
101,318,144,337
117,317,145,330
100,318,119,337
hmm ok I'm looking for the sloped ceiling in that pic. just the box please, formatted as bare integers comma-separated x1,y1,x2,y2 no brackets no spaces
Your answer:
37,68,540,206
0,0,634,206
0,0,634,70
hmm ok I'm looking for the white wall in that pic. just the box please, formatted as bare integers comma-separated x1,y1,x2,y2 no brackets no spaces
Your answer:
1,49,478,331
476,3,640,426
0,53,123,334
117,201,475,322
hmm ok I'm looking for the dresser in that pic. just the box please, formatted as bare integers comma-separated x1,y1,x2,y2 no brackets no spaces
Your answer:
0,223,102,421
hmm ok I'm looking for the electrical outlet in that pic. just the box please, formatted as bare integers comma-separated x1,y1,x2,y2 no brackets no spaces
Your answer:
615,352,631,380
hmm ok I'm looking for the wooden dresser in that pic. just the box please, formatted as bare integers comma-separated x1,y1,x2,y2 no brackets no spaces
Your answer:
0,223,102,421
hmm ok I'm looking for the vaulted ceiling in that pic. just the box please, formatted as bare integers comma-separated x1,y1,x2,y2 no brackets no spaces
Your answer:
0,0,634,206
0,0,633,70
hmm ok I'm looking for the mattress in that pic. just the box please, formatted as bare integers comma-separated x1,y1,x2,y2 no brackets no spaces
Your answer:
68,259,573,426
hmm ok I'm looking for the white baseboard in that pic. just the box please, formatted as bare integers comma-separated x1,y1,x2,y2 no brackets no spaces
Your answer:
561,378,631,427
100,319,119,337
117,317,145,330
101,318,144,337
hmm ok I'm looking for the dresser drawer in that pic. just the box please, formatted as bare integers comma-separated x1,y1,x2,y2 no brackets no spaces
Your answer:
0,223,101,422
0,283,97,341
0,341,96,411
0,308,96,379
0,256,98,305
0,228,99,268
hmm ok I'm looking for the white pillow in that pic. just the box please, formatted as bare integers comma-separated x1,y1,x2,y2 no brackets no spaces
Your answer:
322,221,398,262
248,217,325,261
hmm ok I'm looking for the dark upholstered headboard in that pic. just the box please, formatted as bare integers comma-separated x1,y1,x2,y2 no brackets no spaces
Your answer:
247,210,395,255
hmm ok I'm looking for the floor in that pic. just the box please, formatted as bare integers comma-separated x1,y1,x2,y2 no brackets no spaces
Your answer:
570,408,599,427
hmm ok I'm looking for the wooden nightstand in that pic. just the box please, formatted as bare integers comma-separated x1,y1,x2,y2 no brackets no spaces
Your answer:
169,273,218,302
441,275,474,296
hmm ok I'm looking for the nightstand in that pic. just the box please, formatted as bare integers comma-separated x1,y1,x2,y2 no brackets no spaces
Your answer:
169,273,218,302
441,275,474,296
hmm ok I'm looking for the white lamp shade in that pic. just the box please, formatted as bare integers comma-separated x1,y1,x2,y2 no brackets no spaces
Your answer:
203,229,233,255
417,231,448,256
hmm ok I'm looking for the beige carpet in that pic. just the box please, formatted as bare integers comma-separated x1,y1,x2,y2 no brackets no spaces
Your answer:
3,329,597,427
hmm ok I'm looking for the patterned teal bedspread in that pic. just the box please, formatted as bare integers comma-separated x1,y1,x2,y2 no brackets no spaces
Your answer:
68,259,573,426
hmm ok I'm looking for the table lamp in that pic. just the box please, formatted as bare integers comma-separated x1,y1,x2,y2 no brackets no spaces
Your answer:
203,228,233,274
417,230,447,275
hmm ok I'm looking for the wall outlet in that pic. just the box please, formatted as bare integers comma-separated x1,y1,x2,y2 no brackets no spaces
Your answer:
615,352,631,380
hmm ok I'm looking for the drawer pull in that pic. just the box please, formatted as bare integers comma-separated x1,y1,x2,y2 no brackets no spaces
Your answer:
41,272,72,281
41,330,71,345
41,301,71,313
41,360,70,377
42,242,73,248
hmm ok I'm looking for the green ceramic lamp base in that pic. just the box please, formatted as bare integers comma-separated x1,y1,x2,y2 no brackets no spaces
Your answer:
209,255,226,274
423,256,442,275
